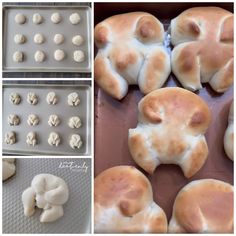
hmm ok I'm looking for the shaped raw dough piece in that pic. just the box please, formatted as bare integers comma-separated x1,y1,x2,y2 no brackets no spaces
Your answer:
54,49,65,61
48,132,60,146
95,166,167,233
32,13,43,24
14,34,26,44
5,131,16,145
34,50,46,63
73,50,85,63
27,92,38,105
46,92,58,105
69,13,81,24
22,173,69,222
72,35,84,46
26,132,37,146
8,114,20,126
170,7,233,93
54,34,64,45
51,12,62,24
169,179,233,233
48,115,60,127
68,116,82,128
3,158,16,181
9,92,21,104
27,114,39,126
67,92,80,106
128,87,211,178
94,12,171,100
224,101,234,160
13,51,24,63
15,13,26,24
69,134,82,149
34,33,45,44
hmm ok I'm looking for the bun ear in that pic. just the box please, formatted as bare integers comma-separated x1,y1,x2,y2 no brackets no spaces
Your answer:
220,15,233,42
94,24,110,47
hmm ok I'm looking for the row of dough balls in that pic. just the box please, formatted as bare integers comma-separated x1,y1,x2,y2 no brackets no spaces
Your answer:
9,92,80,106
8,114,82,128
4,131,83,149
13,49,85,63
15,12,81,25
14,33,84,46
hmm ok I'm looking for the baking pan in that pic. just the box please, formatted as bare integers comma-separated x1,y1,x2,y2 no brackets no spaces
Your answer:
3,5,91,72
2,158,91,234
94,2,234,222
2,83,91,156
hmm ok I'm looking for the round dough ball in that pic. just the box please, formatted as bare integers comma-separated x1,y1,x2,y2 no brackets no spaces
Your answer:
32,13,43,24
27,92,38,105
5,131,16,145
54,34,64,45
69,13,81,25
51,12,62,24
48,132,60,146
34,33,44,44
73,50,85,63
9,93,21,104
14,34,26,44
72,35,84,46
15,13,26,24
46,92,58,105
27,114,39,126
69,134,82,149
34,50,45,63
8,114,20,126
13,51,24,63
54,49,65,61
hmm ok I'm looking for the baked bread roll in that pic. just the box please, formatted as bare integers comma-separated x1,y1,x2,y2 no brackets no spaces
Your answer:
94,12,171,100
129,87,211,178
224,101,234,160
169,179,233,233
171,7,233,93
94,166,167,233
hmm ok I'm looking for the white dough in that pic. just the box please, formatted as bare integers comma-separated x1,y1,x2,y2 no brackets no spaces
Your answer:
4,131,16,145
32,13,43,24
34,50,45,63
48,132,60,146
67,92,80,106
22,173,69,222
73,50,85,63
34,33,44,44
54,34,64,45
3,158,16,181
51,12,62,24
69,134,82,149
15,13,26,24
68,116,82,128
13,51,24,63
26,132,37,146
48,115,60,127
14,34,26,44
27,114,39,126
72,35,84,46
8,114,20,126
69,13,81,25
46,92,58,105
27,92,38,105
54,49,65,61
9,93,21,104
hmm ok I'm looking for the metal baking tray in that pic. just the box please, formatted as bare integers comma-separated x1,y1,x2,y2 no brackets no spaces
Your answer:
2,83,91,156
2,5,91,72
3,158,91,233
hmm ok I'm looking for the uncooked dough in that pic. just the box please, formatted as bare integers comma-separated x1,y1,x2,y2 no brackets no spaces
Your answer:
72,35,84,46
8,114,20,126
68,116,82,128
73,50,85,63
9,93,21,104
34,50,45,63
3,158,16,181
48,115,60,127
13,51,24,63
69,13,81,25
27,114,39,126
69,134,82,149
22,173,69,222
27,92,38,105
67,92,80,106
32,13,43,24
4,131,16,145
14,34,26,44
34,33,45,44
54,49,65,61
15,13,26,24
48,132,60,146
51,12,62,24
46,92,58,105
26,132,37,146
54,34,64,45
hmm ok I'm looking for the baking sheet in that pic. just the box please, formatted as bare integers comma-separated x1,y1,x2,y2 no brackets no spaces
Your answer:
94,2,234,222
2,83,91,156
3,5,91,72
2,158,91,234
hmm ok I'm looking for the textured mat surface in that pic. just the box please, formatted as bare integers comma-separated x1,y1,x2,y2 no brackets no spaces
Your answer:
2,158,91,233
